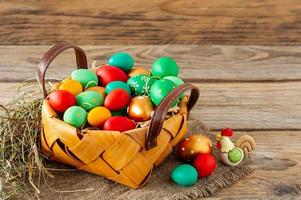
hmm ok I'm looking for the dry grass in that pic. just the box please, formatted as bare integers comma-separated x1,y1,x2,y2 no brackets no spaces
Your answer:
0,82,49,199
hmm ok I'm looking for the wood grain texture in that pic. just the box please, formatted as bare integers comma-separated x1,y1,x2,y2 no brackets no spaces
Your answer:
1,81,300,130
2,45,301,82
1,0,301,45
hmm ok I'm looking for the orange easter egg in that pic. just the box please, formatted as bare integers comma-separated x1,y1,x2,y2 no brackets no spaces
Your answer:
85,86,106,99
87,106,111,127
59,79,83,96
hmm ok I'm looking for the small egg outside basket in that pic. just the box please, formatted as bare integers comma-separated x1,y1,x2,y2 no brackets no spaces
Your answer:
37,42,200,188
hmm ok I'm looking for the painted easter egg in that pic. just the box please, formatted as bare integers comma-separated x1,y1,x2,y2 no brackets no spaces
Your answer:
193,153,217,178
103,116,136,132
149,79,178,106
71,69,98,89
107,52,134,72
105,81,131,95
151,57,179,78
96,66,128,86
59,79,83,96
163,76,184,99
128,67,151,78
177,134,213,162
127,75,157,96
127,96,154,122
171,164,198,187
76,91,103,111
48,90,76,112
111,108,126,116
104,89,130,111
85,86,106,99
63,106,87,128
87,106,111,127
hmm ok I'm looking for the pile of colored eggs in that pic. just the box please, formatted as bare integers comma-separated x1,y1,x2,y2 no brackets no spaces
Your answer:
171,134,217,187
47,52,185,132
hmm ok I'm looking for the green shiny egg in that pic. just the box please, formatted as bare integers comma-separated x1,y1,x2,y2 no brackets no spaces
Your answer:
111,108,126,116
171,164,198,187
151,57,179,78
108,52,134,72
127,75,157,96
105,81,131,95
149,79,178,106
76,91,103,111
71,69,98,89
163,76,185,99
63,106,87,128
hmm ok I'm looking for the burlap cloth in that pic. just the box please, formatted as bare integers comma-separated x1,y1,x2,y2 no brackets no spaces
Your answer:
37,118,253,200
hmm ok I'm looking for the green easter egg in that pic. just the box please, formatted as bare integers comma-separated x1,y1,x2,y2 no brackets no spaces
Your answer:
105,81,131,95
127,75,157,96
149,79,178,107
228,148,243,163
164,76,185,99
63,106,87,128
76,91,103,111
111,108,126,116
171,164,198,187
71,69,98,89
108,52,134,72
151,57,179,78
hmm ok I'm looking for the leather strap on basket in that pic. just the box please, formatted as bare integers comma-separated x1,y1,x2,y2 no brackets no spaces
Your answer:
37,42,88,98
146,83,199,150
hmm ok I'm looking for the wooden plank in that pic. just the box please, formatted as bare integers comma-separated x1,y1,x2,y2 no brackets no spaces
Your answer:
2,45,301,82
1,0,301,45
34,131,301,199
1,81,301,130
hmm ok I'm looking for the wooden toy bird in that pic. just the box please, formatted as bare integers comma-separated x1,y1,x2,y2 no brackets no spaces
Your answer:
216,128,256,166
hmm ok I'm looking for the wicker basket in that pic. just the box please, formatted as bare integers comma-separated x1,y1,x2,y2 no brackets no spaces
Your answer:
37,42,199,188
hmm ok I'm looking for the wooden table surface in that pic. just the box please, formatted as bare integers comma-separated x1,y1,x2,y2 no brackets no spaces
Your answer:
1,0,301,199
0,45,300,199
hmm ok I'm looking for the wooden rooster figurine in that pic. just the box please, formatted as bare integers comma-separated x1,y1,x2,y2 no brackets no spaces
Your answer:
216,128,256,166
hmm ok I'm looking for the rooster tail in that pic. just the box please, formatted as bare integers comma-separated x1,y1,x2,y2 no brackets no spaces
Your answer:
236,135,256,157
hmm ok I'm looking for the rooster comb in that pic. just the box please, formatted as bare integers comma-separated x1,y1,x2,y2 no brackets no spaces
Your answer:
221,128,234,137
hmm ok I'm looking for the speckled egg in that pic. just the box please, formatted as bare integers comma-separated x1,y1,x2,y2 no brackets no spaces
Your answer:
76,91,103,111
71,69,98,89
63,106,87,128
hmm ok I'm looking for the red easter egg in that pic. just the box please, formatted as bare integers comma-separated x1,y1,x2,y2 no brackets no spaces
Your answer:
193,153,217,178
96,65,128,86
104,89,130,111
103,116,136,132
48,90,76,112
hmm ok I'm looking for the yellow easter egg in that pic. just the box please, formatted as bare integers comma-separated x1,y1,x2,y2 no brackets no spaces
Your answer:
85,86,106,99
59,79,83,96
87,106,111,127
128,67,151,78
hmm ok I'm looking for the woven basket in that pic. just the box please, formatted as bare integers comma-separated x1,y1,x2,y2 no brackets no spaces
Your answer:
37,42,199,188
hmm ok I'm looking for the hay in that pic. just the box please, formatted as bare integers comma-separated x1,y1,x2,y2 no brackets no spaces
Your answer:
0,82,47,200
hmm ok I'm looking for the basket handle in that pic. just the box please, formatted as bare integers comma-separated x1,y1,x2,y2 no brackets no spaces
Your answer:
37,42,88,98
146,83,199,150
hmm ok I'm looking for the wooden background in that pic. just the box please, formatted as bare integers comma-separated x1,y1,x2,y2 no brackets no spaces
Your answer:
0,0,301,199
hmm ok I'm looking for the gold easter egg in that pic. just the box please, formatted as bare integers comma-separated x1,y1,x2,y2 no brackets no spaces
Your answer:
127,96,154,122
128,67,151,78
